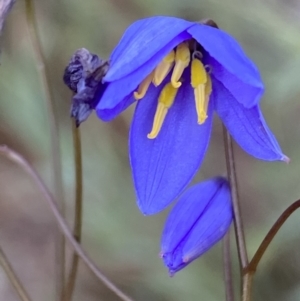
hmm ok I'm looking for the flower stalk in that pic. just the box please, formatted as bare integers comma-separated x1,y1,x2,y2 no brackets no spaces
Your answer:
223,230,234,301
61,121,83,301
222,125,249,300
243,199,300,301
222,125,248,269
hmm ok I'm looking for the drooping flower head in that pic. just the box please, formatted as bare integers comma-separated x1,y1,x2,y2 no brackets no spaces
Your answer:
96,16,287,214
161,177,232,275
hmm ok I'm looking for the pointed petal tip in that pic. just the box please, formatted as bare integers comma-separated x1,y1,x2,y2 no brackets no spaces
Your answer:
282,155,290,164
214,79,286,162
137,199,163,216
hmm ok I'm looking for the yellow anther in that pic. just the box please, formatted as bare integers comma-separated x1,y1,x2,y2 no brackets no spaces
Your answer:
153,50,175,86
147,83,179,139
191,58,207,88
171,43,191,88
133,71,154,100
191,58,209,124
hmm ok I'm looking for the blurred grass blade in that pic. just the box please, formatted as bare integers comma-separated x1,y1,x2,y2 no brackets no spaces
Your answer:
0,145,135,301
0,246,32,301
24,0,66,299
0,0,15,34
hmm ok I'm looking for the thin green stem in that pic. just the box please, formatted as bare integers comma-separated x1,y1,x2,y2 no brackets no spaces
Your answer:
223,230,234,301
0,145,134,301
222,126,249,300
24,0,65,298
0,246,32,301
61,121,83,301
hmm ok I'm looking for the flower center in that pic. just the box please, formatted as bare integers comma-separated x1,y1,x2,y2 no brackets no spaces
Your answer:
133,41,213,139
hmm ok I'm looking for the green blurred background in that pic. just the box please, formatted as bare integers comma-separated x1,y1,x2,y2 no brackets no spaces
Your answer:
1,0,300,300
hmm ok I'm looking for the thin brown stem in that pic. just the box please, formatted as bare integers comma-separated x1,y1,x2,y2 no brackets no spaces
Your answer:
248,199,300,272
242,200,300,301
242,273,253,301
0,145,134,301
61,121,83,301
222,126,249,299
24,0,65,298
0,246,32,301
222,127,248,270
223,230,234,301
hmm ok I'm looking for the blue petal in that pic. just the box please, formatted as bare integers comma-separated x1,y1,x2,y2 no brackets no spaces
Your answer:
105,16,194,82
96,32,190,119
129,77,213,215
161,177,232,275
206,55,264,109
213,78,287,161
188,24,263,107
96,94,135,122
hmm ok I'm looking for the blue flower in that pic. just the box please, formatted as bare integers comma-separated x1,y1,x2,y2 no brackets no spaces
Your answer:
161,177,232,275
96,16,287,215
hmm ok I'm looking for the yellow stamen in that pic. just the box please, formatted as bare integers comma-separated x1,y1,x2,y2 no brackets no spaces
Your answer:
133,71,154,100
194,85,207,124
147,83,179,139
153,50,175,86
191,58,209,124
204,74,212,114
171,43,191,88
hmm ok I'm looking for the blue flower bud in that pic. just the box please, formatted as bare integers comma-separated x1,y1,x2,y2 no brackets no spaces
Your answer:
160,177,232,275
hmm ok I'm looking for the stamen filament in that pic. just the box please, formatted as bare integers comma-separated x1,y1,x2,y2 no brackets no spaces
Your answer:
153,51,175,86
134,71,154,100
148,83,179,139
171,43,190,88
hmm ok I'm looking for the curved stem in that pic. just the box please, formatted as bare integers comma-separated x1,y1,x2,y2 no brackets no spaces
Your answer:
0,145,134,301
223,230,234,301
24,0,65,298
0,246,32,301
248,199,300,272
61,121,83,301
242,200,300,301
